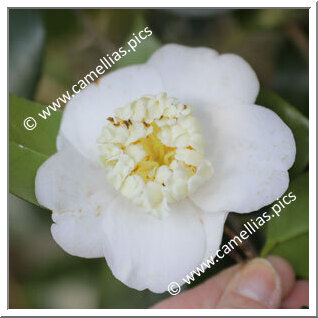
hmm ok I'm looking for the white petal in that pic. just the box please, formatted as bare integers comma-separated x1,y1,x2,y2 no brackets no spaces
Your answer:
200,212,228,261
58,64,163,161
147,44,259,109
101,197,206,293
190,104,296,213
35,148,116,258
56,132,72,151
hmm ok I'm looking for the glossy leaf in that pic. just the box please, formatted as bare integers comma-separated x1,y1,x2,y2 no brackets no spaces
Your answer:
9,141,47,206
9,95,62,205
261,172,309,278
9,95,61,156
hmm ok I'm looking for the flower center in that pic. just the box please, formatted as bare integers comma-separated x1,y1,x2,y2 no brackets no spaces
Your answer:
97,93,213,217
130,123,176,183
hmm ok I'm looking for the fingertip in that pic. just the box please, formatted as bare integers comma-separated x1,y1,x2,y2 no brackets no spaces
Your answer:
151,264,241,309
281,280,309,309
266,255,295,299
217,258,282,308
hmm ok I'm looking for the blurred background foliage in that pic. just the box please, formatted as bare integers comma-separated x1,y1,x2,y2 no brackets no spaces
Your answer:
9,8,309,309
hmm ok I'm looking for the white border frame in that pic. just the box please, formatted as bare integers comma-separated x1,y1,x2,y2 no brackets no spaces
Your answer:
3,1,316,316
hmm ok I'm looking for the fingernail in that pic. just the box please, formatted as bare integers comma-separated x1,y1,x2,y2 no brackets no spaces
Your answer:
235,258,281,308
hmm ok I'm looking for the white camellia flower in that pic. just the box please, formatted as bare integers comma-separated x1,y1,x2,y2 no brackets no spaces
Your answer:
35,44,296,293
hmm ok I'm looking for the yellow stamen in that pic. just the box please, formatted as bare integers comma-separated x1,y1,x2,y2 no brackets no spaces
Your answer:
130,123,176,182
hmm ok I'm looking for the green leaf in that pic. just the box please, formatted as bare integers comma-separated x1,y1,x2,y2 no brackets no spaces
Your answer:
261,172,309,278
9,9,45,99
115,14,161,69
9,141,47,206
9,95,61,156
9,95,62,205
256,89,309,178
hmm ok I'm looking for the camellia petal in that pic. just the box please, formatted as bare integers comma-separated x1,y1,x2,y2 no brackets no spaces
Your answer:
101,197,207,293
190,104,296,213
35,148,117,258
200,212,228,261
34,43,297,293
147,44,260,109
58,64,164,162
56,132,72,151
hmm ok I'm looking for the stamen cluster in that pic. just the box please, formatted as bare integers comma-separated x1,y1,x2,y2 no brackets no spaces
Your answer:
98,93,212,217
